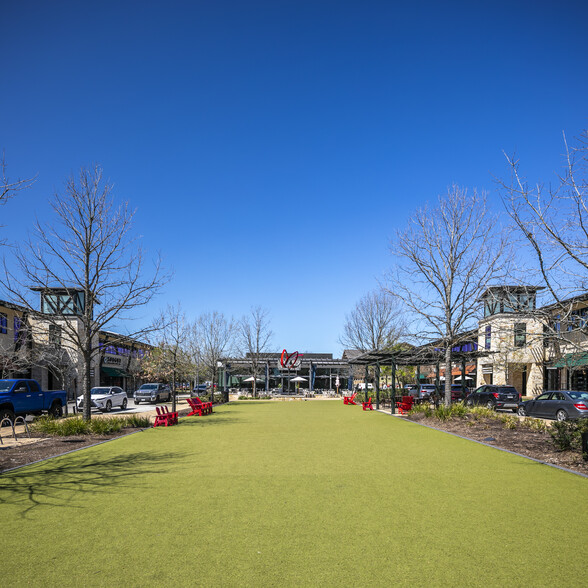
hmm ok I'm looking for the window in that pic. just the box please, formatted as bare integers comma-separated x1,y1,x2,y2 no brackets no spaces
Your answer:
0,313,7,335
49,324,62,346
514,323,526,347
29,380,40,393
553,314,561,333
485,326,491,350
14,316,22,343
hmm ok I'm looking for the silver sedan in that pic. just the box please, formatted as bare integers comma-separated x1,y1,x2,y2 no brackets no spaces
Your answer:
518,390,588,421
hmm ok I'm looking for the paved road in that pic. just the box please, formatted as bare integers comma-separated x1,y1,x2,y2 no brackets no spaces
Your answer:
66,395,190,417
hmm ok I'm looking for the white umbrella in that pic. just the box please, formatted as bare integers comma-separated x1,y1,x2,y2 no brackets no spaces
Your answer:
291,376,307,382
243,376,264,382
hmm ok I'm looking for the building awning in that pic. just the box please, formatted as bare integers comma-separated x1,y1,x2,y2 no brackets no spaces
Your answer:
550,352,588,369
101,366,127,377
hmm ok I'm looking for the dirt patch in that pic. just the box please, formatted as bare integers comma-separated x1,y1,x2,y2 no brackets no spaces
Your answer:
407,412,588,476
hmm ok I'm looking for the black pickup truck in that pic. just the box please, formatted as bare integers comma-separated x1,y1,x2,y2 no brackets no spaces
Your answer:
464,385,520,412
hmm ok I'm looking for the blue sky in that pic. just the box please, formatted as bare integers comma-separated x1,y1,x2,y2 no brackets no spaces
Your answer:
1,0,587,355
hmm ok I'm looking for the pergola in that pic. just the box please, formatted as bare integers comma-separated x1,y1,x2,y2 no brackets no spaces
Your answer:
348,345,489,413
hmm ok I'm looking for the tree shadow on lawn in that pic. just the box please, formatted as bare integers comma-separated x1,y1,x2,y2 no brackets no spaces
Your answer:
0,450,185,518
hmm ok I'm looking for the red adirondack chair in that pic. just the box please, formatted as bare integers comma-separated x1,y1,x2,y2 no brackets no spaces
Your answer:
162,405,178,425
362,397,373,411
396,396,415,415
154,406,174,427
187,397,213,416
343,393,357,405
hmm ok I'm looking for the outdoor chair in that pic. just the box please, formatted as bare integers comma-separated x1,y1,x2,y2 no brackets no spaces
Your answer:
154,405,177,427
362,397,373,411
343,392,357,405
396,396,415,415
187,397,213,416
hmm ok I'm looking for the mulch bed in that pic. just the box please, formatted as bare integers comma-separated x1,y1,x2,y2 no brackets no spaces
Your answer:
407,412,588,476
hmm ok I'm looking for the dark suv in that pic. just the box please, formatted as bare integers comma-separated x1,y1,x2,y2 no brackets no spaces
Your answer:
134,383,172,404
464,385,520,412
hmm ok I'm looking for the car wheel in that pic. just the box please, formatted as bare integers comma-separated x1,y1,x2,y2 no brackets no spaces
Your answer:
486,400,495,410
105,400,112,413
518,406,527,417
135,399,140,405
556,409,568,422
466,399,473,407
121,398,127,410
48,401,63,418
0,407,16,426
156,395,160,403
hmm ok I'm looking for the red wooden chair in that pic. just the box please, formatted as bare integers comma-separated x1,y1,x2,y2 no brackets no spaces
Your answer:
343,393,357,405
396,396,415,415
187,397,213,416
362,397,373,411
154,406,173,427
162,405,178,425
187,397,204,416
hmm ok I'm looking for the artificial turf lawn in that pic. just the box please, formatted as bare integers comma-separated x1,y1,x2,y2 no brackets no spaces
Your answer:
1,401,586,587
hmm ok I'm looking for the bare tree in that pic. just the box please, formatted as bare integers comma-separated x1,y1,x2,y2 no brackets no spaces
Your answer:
236,306,273,397
339,290,404,352
150,303,191,412
499,129,588,300
193,311,233,401
1,153,36,242
2,165,167,420
386,186,510,406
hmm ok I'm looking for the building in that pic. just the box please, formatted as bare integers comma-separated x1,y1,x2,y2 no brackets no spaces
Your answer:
477,286,588,395
0,290,151,398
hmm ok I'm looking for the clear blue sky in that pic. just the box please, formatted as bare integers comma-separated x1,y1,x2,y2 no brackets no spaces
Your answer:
2,0,587,355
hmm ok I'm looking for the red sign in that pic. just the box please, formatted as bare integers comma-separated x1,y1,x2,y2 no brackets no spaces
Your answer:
280,349,303,369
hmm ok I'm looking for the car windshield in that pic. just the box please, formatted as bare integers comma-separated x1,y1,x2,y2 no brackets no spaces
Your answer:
91,387,111,395
568,391,588,400
0,381,15,392
140,384,158,390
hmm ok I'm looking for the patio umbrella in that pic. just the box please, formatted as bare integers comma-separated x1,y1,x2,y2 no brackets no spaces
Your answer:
291,376,307,382
243,376,264,382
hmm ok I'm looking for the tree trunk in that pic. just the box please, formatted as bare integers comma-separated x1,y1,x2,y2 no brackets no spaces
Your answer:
444,346,452,407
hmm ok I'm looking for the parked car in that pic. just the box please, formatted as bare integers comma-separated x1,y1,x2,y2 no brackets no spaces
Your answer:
134,383,171,404
77,386,128,412
464,385,520,411
190,384,208,397
518,390,588,421
409,384,439,400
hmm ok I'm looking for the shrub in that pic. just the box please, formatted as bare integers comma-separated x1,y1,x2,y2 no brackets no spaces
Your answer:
500,415,519,429
409,403,432,417
32,414,151,436
520,418,548,433
33,416,90,436
123,414,152,428
89,417,124,435
549,420,587,452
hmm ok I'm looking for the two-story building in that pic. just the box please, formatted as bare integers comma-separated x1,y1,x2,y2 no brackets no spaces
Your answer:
477,286,588,396
0,289,151,398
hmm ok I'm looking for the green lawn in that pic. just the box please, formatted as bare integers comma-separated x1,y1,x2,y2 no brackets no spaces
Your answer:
1,401,586,587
